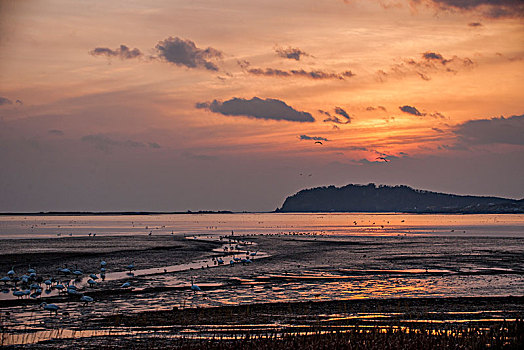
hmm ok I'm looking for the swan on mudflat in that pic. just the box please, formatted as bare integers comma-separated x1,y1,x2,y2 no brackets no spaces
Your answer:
40,302,60,314
190,276,201,292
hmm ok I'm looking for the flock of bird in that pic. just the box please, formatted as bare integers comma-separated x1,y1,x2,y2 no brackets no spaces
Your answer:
2,235,260,317
0,260,137,315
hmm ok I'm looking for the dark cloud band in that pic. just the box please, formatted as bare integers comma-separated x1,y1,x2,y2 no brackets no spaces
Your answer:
300,135,329,141
247,67,354,80
454,114,524,145
196,97,314,123
155,37,222,71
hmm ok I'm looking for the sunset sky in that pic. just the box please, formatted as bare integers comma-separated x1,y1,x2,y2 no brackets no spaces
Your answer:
1,0,523,212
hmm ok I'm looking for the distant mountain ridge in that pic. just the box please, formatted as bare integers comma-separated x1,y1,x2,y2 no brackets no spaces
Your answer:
277,184,524,213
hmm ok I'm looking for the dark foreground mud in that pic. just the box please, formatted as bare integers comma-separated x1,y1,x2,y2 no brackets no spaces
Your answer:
4,297,523,349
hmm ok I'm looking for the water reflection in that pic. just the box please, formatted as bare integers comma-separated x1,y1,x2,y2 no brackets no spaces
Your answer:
1,213,523,239
0,213,523,346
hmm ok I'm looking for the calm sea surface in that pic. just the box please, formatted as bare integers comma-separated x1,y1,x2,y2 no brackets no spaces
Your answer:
1,213,523,345
1,212,523,239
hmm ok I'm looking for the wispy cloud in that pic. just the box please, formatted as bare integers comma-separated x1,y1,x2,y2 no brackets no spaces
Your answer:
89,45,142,59
366,106,387,112
399,105,447,119
319,108,352,124
48,129,64,136
299,135,329,141
377,52,474,81
346,0,523,19
81,134,160,152
275,46,309,60
415,0,524,19
246,67,354,80
0,97,13,106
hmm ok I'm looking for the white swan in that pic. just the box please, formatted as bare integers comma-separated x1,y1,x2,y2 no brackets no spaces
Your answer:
80,295,93,306
190,276,201,292
40,302,60,314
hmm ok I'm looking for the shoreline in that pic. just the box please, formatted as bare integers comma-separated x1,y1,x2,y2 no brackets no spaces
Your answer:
100,295,524,326
2,211,524,216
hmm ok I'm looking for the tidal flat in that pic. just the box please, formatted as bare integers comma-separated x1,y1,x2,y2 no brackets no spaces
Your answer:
0,213,523,348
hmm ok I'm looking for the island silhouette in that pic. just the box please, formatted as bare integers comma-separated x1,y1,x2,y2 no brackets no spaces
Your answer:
277,183,524,214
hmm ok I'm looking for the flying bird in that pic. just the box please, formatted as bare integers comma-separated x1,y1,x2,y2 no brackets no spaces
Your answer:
376,157,389,162
315,141,323,145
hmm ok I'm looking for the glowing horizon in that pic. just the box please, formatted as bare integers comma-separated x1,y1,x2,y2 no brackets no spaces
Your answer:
0,0,523,211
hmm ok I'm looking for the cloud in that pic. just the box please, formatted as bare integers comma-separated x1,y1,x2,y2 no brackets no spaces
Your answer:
182,151,217,161
495,52,524,62
275,46,309,60
454,114,524,145
81,134,120,151
299,135,329,141
0,97,13,106
89,45,142,59
377,52,474,81
124,140,146,148
366,106,387,112
334,107,351,123
422,51,447,63
399,105,423,116
246,67,354,80
81,134,160,151
429,112,447,119
468,22,483,27
237,59,250,69
432,127,445,133
155,37,223,71
48,129,64,136
319,109,351,124
399,105,446,119
196,97,315,123
346,1,523,18
416,0,524,19
319,108,352,124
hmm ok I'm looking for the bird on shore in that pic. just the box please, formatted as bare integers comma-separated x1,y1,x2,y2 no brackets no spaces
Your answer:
13,290,25,299
190,276,201,292
40,302,60,315
80,295,94,306
59,267,71,276
126,263,135,272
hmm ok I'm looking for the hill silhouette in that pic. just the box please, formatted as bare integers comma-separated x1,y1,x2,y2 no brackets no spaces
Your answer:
277,184,524,213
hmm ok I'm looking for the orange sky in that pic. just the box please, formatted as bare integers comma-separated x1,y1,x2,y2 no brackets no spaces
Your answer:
0,0,523,211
